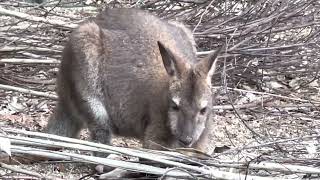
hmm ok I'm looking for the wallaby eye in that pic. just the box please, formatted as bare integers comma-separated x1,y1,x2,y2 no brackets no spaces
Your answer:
171,97,180,111
171,102,180,111
200,107,207,115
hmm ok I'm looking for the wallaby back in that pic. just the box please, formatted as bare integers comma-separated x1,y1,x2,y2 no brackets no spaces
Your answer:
46,8,220,151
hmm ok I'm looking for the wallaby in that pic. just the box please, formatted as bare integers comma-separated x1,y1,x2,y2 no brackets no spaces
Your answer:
46,8,221,153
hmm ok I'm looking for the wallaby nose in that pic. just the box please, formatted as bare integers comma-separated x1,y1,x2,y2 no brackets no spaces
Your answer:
179,136,193,146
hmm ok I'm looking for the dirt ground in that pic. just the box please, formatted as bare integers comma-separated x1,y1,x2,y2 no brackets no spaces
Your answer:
1,84,320,179
1,0,320,179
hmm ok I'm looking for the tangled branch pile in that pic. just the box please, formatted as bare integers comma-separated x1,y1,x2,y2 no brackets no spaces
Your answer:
2,128,320,179
0,0,320,179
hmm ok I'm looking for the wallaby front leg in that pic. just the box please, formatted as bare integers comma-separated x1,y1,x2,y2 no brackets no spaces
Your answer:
88,122,112,145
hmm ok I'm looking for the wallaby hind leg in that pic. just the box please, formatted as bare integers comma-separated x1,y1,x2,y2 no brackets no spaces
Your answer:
88,119,114,173
46,103,84,138
85,97,112,145
84,98,113,173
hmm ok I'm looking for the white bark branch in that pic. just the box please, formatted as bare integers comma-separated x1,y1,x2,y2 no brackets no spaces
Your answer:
0,84,57,99
2,128,309,180
0,58,60,64
0,6,77,29
0,46,61,53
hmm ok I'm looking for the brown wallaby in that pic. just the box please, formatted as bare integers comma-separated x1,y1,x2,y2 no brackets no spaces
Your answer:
46,8,221,153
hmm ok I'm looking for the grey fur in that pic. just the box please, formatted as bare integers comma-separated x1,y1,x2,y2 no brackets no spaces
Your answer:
46,8,221,152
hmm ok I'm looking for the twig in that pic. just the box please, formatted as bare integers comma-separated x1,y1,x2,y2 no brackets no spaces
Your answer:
0,6,77,29
212,98,273,110
0,84,57,99
0,162,43,179
227,87,320,104
215,134,320,158
192,0,215,33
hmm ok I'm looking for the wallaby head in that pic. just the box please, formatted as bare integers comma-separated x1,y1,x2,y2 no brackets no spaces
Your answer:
158,42,221,147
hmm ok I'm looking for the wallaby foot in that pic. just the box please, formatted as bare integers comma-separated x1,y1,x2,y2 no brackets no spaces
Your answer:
94,154,121,174
98,168,136,179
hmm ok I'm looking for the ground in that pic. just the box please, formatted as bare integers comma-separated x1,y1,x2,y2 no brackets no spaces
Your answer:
1,0,320,179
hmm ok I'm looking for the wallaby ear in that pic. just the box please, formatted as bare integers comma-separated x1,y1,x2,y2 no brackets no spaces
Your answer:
195,46,223,82
158,41,181,77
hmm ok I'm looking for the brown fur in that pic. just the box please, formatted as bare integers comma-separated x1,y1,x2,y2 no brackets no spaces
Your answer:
46,8,221,152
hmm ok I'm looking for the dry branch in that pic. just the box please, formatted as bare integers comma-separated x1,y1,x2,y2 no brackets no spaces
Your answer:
0,6,77,29
0,162,43,179
0,84,57,99
0,46,61,53
0,58,60,64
